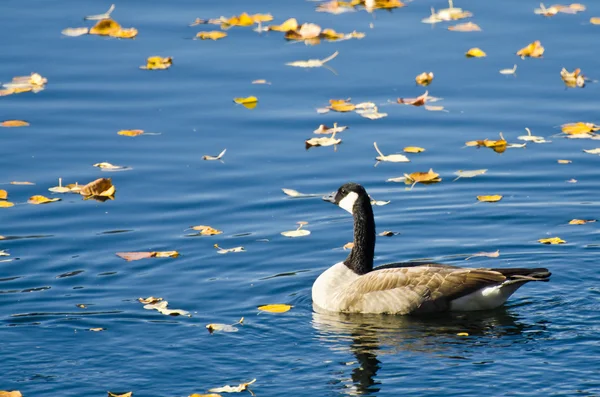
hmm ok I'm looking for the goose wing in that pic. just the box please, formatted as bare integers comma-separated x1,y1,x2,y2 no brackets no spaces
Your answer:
340,266,506,314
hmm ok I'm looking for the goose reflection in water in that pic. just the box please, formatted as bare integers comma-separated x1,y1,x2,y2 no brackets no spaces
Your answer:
311,306,547,396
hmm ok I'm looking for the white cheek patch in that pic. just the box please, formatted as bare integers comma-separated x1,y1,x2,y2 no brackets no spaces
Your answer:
338,191,358,214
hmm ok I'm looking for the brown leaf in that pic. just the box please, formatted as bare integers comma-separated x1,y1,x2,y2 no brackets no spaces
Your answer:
80,178,115,197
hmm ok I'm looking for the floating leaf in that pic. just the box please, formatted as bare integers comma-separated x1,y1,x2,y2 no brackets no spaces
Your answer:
118,129,144,137
477,195,502,202
48,178,71,193
286,51,339,74
557,159,572,164
111,28,138,39
465,250,500,260
404,169,441,188
85,4,115,20
415,72,434,86
93,162,129,171
252,79,271,85
143,300,190,317
379,231,399,237
583,148,600,155
154,251,179,258
1,120,29,127
560,67,586,88
373,142,409,164
343,242,354,250
138,296,163,304
107,392,132,397
281,222,311,237
538,237,565,244
257,304,292,313
80,178,115,197
0,392,23,397
28,195,61,204
403,146,425,153
189,394,222,397
196,31,227,40
397,91,441,106
89,18,121,35
465,133,507,153
203,149,227,161
233,96,258,109
281,188,319,198
116,251,179,261
209,379,256,394
0,190,6,200
206,318,244,333
370,199,390,206
0,201,14,208
569,219,596,225
140,56,172,70
305,130,341,148
190,225,223,235
517,40,544,58
214,244,245,254
268,18,299,32
457,332,469,336
591,17,600,25
518,127,548,143
561,122,600,135
10,181,34,185
448,22,481,32
466,48,486,57
62,27,89,36
314,123,347,135
453,169,487,181
89,328,105,332
499,64,518,75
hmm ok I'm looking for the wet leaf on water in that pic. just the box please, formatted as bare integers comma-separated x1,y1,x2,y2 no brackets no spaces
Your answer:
281,188,318,198
403,146,425,153
397,91,441,106
557,159,572,164
499,64,517,75
456,332,469,336
591,17,600,25
85,4,115,20
118,129,145,137
404,169,441,188
0,201,15,208
518,127,548,143
329,98,355,112
140,56,173,70
28,195,61,204
305,130,341,148
143,300,190,317
1,120,29,127
89,19,138,39
209,379,256,393
116,251,179,261
567,178,577,183
89,328,105,332
196,31,227,40
80,178,115,197
0,190,7,199
343,242,354,250
517,40,544,58
569,219,596,225
206,317,244,333
252,79,271,85
286,51,339,75
257,304,292,313
233,96,258,109
281,221,311,238
268,18,299,32
0,392,23,397
190,225,223,235
93,162,129,171
370,199,390,206
560,67,586,88
48,178,72,193
62,27,89,36
448,22,481,32
465,250,500,260
214,244,245,254
453,169,487,181
465,133,507,153
561,122,600,135
583,148,600,155
415,72,434,86
138,296,163,304
379,231,399,236
477,195,502,202
538,237,566,244
189,394,222,397
111,28,138,39
374,142,410,163
203,149,227,161
466,48,486,57
314,123,348,135
10,181,35,185
107,392,132,397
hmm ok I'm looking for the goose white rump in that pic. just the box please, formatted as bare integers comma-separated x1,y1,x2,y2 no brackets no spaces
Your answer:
314,183,551,315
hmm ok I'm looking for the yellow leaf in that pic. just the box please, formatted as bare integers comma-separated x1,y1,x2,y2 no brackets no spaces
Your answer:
0,392,22,397
153,251,179,258
404,168,440,184
329,102,356,112
516,40,544,58
89,328,105,332
0,190,6,199
107,392,132,397
403,146,425,153
10,181,34,185
569,219,596,225
257,304,292,313
281,222,311,237
233,96,258,109
110,28,138,39
141,56,172,70
118,129,144,136
320,28,345,40
538,237,566,244
477,195,502,202
191,225,223,235
557,159,572,164
457,332,469,336
138,296,163,304
224,12,254,27
209,379,256,394
62,27,89,37
343,242,354,250
0,201,14,208
196,31,227,40
1,120,29,127
415,72,434,86
561,122,599,135
189,394,222,397
89,18,121,35
268,18,298,32
28,195,61,204
80,177,115,197
591,17,600,25
466,48,486,57
250,13,273,23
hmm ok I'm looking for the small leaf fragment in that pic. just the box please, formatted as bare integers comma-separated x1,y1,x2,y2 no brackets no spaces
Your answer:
140,56,172,70
0,190,6,200
214,244,245,254
538,237,566,245
89,328,105,332
343,242,354,250
258,304,292,313
448,22,481,32
0,392,23,397
138,296,163,304
116,252,155,261
28,195,61,204
107,392,132,397
457,332,469,336
203,149,227,161
477,195,502,202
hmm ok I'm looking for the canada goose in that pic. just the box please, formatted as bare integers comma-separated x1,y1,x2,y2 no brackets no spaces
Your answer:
313,182,551,315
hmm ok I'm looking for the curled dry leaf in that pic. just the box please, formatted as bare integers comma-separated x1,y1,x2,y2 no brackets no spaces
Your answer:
214,244,245,254
28,195,61,204
374,142,410,163
140,56,173,70
305,130,341,148
328,98,355,112
453,169,487,181
538,237,566,245
209,379,256,394
190,225,223,235
314,123,347,135
196,31,227,40
62,27,89,37
118,129,144,136
397,91,441,106
252,79,271,85
89,328,105,332
281,222,311,238
80,178,115,197
203,149,227,161
448,22,481,32
517,40,544,58
268,18,299,32
257,304,292,313
1,120,29,127
93,162,130,171
465,250,500,260
286,51,339,75
466,48,486,58
189,394,222,397
569,219,596,225
89,19,138,39
457,332,470,336
10,181,35,185
138,296,163,304
465,133,507,153
560,68,586,88
415,72,434,86
518,128,548,143
233,96,258,109
404,169,441,188
477,195,502,202
500,64,518,75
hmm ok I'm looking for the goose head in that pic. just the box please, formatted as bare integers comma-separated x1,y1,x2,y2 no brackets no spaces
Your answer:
323,182,369,215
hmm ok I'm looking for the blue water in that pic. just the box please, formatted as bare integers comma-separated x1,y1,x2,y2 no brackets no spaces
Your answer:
1,0,600,395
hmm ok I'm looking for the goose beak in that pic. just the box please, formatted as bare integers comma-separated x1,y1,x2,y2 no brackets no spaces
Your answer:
323,191,337,204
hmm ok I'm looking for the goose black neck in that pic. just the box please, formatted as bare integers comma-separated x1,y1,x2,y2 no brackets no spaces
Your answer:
344,195,375,275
